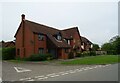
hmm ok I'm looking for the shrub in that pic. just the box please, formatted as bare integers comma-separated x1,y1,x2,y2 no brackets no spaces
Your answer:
46,53,53,60
68,52,74,59
82,51,90,57
76,52,82,57
26,53,54,61
107,50,117,55
26,54,46,61
90,51,96,56
2,47,16,60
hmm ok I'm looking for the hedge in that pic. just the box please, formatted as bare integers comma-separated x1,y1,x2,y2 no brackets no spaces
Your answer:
76,51,96,57
25,53,53,61
68,52,74,59
2,47,16,60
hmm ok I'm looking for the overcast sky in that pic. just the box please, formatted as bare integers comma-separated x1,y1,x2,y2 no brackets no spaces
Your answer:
1,1,118,46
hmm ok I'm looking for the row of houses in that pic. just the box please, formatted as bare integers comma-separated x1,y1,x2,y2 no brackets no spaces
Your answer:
0,41,15,48
1,14,92,59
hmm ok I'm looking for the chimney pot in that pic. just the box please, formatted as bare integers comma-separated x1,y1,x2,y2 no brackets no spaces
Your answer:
21,14,25,21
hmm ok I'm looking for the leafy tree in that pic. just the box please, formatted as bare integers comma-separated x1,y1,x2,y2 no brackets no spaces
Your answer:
92,44,99,51
101,35,120,55
101,43,114,51
113,37,120,54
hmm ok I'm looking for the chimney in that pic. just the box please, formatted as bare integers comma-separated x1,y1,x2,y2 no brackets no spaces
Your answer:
21,14,25,21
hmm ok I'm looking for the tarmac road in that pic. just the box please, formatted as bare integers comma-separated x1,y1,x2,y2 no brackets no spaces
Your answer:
2,61,119,81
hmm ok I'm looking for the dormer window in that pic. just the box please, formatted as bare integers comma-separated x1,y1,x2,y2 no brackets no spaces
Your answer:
57,35,62,40
38,34,44,41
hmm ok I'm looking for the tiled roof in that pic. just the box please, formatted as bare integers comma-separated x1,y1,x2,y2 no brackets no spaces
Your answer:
81,36,92,44
0,41,15,47
47,34,71,48
24,20,74,48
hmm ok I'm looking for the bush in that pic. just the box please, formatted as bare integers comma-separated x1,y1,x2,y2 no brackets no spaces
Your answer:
76,51,96,58
68,52,74,59
26,53,54,61
107,50,117,55
2,47,16,60
90,51,96,56
46,53,53,60
76,52,82,57
82,51,90,57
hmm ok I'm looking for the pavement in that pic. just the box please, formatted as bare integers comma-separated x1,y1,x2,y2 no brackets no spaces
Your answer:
2,60,119,81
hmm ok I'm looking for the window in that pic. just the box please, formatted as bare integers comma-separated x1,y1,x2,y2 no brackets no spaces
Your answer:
17,49,20,55
65,48,69,53
67,40,70,45
57,35,62,40
38,34,44,40
38,48,44,54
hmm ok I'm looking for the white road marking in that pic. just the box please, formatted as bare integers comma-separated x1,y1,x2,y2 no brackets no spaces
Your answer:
74,69,80,71
61,72,69,75
98,65,102,67
77,69,83,72
38,77,48,80
14,67,31,73
47,73,56,76
19,64,112,81
93,66,98,68
20,78,32,81
83,68,89,70
57,72,66,74
88,67,93,70
34,75,45,78
27,79,34,81
49,75,60,77
47,73,59,77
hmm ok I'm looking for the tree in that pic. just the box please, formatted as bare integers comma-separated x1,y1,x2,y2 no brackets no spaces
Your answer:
113,37,120,54
92,44,99,51
101,43,114,51
101,35,120,55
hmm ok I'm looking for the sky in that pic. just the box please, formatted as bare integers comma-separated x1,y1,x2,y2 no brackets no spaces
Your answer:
1,0,119,46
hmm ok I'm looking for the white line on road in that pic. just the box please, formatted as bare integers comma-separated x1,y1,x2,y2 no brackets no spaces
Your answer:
19,64,112,81
47,73,60,77
27,79,34,81
14,67,31,73
61,73,69,75
20,78,32,81
38,77,48,80
34,75,45,78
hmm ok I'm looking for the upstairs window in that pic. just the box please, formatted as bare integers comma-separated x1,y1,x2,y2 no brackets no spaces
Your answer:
38,48,44,54
38,34,44,41
57,35,62,40
67,40,70,45
65,48,69,53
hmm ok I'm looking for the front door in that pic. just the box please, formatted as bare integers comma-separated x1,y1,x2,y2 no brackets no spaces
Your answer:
48,49,57,59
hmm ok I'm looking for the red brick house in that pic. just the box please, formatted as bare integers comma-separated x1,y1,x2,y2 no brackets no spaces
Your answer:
14,14,84,59
81,36,92,51
0,41,15,48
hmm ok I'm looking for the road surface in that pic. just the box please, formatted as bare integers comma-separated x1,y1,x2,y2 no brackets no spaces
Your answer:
2,61,119,81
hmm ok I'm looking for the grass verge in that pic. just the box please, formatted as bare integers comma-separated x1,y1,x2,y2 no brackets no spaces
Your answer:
61,55,120,65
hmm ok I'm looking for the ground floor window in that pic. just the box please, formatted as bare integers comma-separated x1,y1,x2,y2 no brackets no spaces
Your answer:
17,49,20,55
65,48,69,53
38,48,44,54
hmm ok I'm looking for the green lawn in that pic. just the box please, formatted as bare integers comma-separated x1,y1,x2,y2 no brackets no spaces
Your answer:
61,55,120,65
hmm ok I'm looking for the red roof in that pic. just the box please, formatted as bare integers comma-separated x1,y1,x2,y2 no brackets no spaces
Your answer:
15,20,79,48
